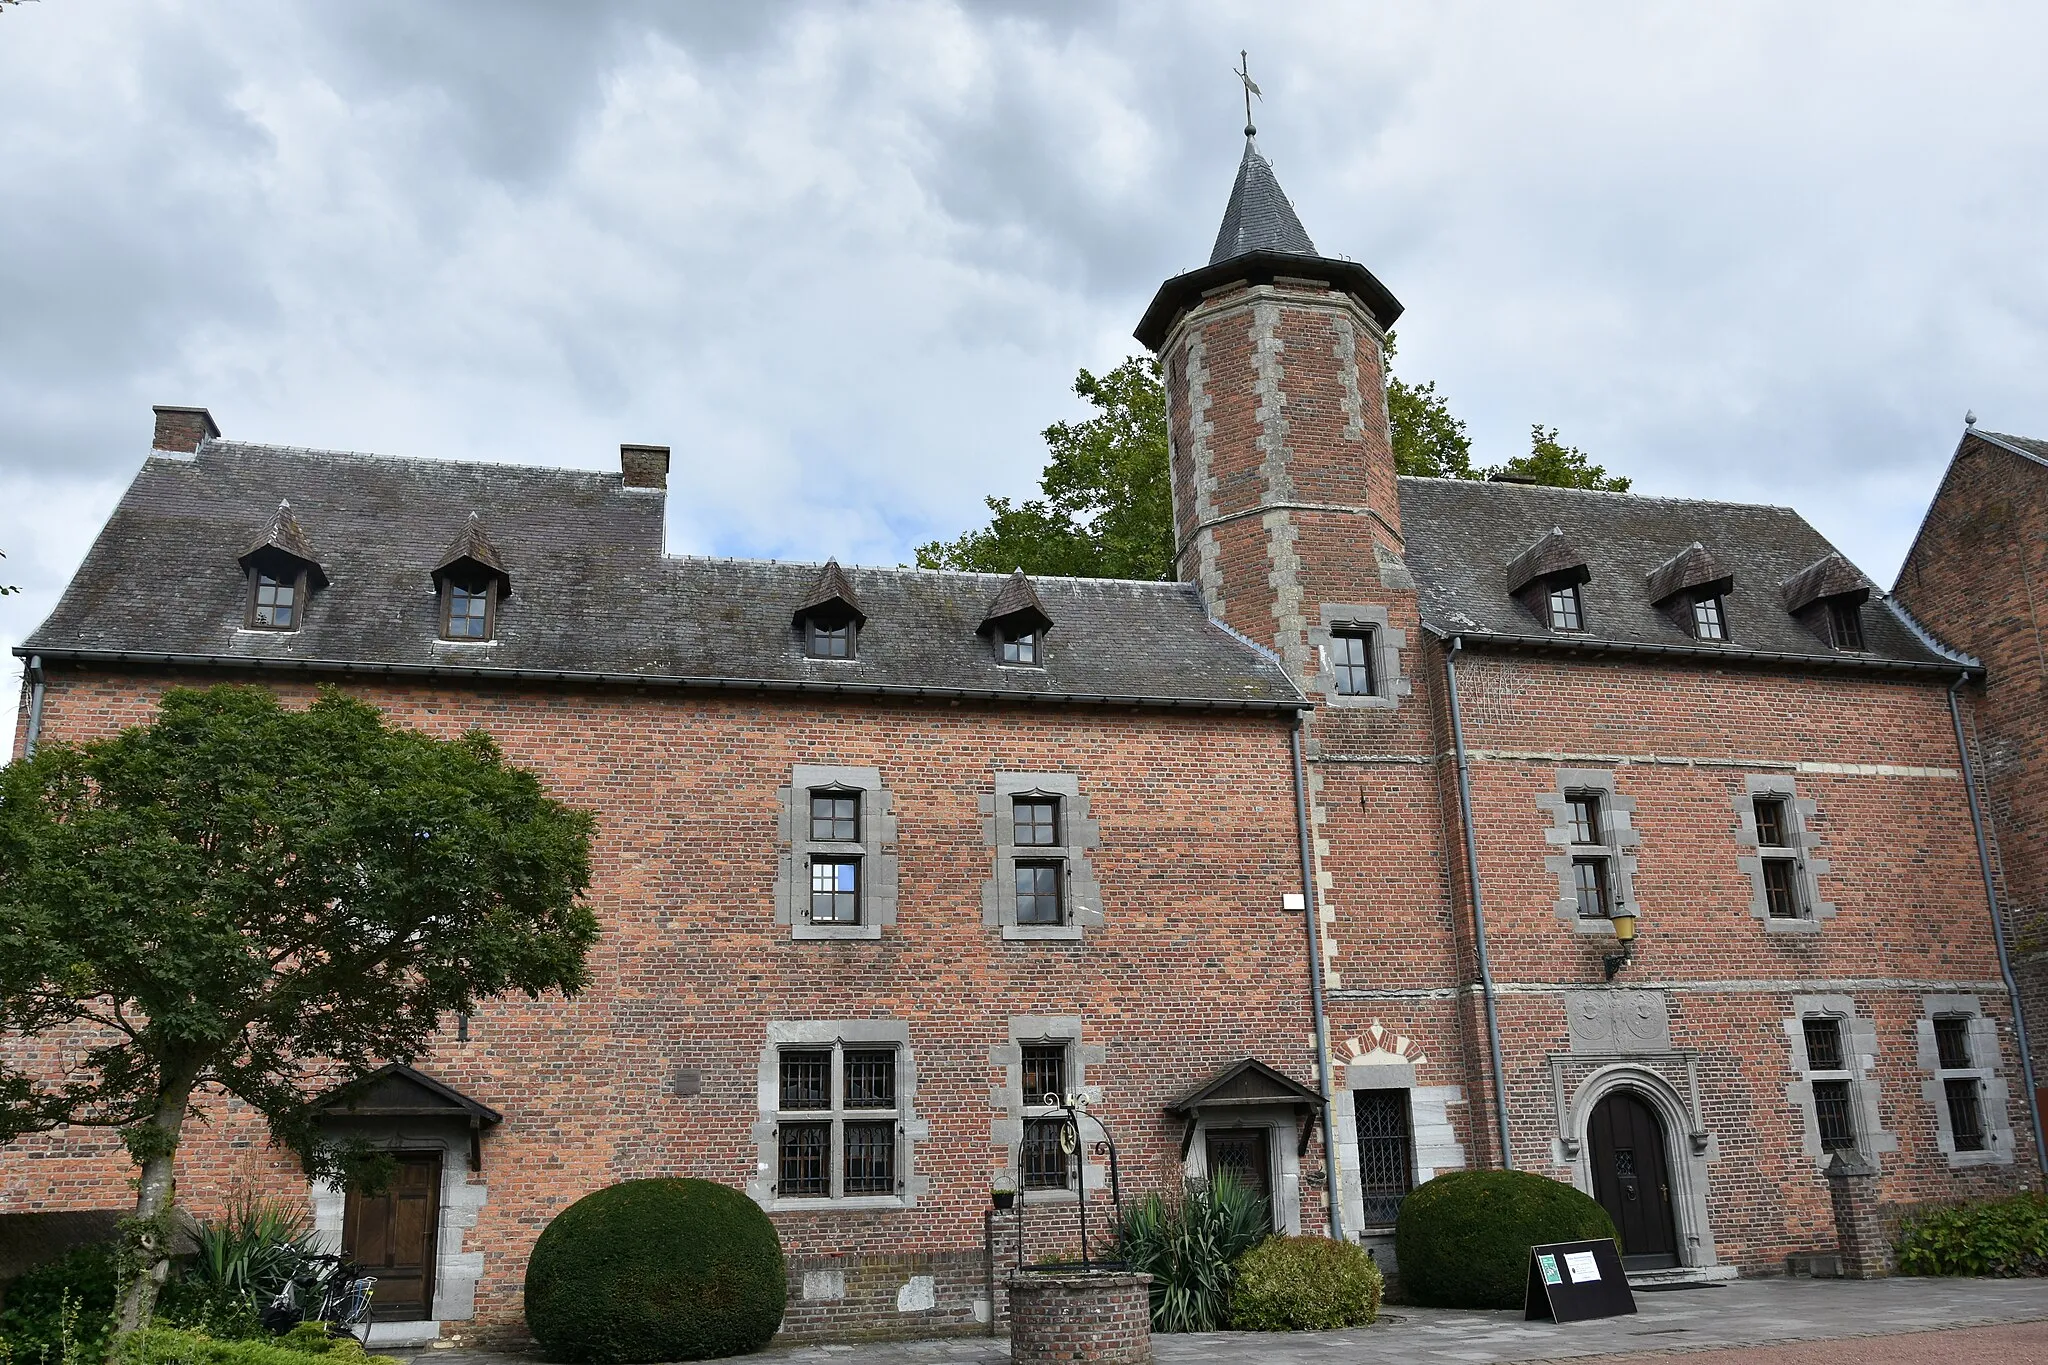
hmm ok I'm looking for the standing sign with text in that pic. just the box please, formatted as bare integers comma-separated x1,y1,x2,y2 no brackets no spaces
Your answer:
1523,1238,1636,1322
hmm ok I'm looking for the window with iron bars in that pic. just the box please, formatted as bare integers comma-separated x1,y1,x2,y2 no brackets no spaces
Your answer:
1935,1017,1987,1153
1354,1089,1413,1226
1020,1043,1074,1192
1803,1017,1858,1153
774,1045,902,1201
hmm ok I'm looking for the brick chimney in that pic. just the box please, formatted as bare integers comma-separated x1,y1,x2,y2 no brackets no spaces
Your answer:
152,406,220,454
620,444,670,490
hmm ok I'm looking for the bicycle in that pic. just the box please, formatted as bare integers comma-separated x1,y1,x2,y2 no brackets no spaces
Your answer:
261,1252,377,1342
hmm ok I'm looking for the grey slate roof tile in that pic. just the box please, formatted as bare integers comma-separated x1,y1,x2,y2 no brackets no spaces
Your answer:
24,442,1304,710
1209,138,1317,265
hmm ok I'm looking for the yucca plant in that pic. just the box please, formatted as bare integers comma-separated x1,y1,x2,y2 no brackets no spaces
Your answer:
1111,1170,1271,1332
181,1195,315,1327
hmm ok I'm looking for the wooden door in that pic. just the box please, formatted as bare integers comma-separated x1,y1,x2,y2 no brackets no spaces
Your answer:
343,1152,441,1321
1587,1090,1678,1270
1204,1127,1273,1218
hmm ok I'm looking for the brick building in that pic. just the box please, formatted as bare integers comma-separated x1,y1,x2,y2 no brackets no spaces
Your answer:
2,130,2038,1341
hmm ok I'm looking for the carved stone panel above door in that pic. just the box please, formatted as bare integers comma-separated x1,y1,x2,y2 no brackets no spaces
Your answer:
1565,991,1671,1055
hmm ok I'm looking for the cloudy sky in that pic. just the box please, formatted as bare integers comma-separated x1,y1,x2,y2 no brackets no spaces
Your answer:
4,2,2046,725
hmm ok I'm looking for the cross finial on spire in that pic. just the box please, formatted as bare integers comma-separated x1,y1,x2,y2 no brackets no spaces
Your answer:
1234,50,1261,138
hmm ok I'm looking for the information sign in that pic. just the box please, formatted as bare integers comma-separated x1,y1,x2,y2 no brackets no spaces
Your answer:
1523,1237,1636,1322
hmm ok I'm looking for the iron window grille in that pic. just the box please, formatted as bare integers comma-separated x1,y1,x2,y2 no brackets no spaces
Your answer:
443,582,492,640
1804,1017,1845,1070
1934,1017,1987,1152
773,1044,902,1201
1014,797,1061,847
1812,1080,1857,1152
1000,630,1039,665
1547,583,1583,631
809,857,861,924
249,571,300,630
806,620,854,659
1828,600,1865,651
1020,1043,1073,1192
1691,595,1727,641
810,790,861,843
1015,861,1064,925
1354,1089,1414,1226
1329,629,1376,696
1935,1017,1973,1070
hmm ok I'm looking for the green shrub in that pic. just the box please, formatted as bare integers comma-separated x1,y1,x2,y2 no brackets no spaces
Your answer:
1111,1170,1270,1333
1896,1193,2048,1277
1394,1170,1615,1309
111,1325,369,1365
0,1243,119,1365
523,1178,786,1362
1228,1236,1382,1331
159,1195,314,1340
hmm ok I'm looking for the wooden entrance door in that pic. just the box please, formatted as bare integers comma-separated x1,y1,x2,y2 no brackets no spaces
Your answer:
1587,1090,1679,1270
1204,1127,1273,1219
343,1152,441,1321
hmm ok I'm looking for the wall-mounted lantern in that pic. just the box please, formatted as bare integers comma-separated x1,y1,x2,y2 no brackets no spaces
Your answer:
1603,909,1639,981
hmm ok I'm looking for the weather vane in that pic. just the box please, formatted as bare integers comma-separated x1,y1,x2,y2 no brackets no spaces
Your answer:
1234,50,1262,138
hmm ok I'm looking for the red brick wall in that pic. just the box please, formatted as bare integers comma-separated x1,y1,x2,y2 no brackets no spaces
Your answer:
0,667,1322,1343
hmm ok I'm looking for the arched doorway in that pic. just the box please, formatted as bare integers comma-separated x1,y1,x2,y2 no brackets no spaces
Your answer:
1587,1089,1679,1270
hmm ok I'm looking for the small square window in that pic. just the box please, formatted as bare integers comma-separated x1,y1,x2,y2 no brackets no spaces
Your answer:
1813,1079,1857,1151
1014,796,1060,847
1022,1116,1072,1190
1021,1043,1067,1107
777,1121,831,1197
1547,583,1583,631
844,1049,896,1109
1829,600,1865,651
779,1049,831,1110
1015,861,1064,925
809,857,861,924
1001,630,1039,665
810,790,861,842
1566,792,1602,845
445,583,491,639
1762,859,1803,918
1330,629,1376,696
251,572,298,629
1691,595,1727,641
1945,1077,1986,1152
1754,797,1791,848
1804,1017,1845,1071
1571,857,1610,918
1935,1017,1974,1071
807,620,854,658
843,1120,897,1193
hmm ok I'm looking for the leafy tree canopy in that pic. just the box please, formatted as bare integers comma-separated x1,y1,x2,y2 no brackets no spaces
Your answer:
916,340,1625,581
0,685,598,1330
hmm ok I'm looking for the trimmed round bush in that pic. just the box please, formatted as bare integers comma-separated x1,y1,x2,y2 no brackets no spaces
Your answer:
1394,1170,1615,1309
1228,1236,1383,1331
524,1178,786,1362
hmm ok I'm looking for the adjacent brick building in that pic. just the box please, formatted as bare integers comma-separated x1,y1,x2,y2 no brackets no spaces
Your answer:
2,129,2037,1342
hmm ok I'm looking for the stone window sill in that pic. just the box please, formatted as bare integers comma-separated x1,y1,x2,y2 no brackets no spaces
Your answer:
1570,917,1627,937
793,923,883,941
769,1195,909,1213
1763,917,1824,935
1003,924,1084,942
1945,1148,2010,1168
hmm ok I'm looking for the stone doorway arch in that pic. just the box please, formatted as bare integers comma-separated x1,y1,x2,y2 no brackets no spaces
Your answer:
1564,1064,1720,1271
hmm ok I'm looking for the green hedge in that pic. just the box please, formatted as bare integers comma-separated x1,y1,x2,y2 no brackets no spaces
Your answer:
1896,1194,2048,1277
113,1325,369,1365
1394,1170,1615,1309
524,1179,786,1362
1228,1236,1382,1331
0,1243,120,1365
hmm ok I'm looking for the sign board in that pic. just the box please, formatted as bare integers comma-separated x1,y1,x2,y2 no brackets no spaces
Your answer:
1523,1237,1636,1322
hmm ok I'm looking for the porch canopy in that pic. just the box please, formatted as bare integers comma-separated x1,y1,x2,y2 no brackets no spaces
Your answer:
309,1063,503,1171
1165,1057,1324,1159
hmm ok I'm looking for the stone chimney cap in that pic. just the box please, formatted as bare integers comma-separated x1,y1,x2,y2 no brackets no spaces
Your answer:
152,405,221,454
620,444,671,490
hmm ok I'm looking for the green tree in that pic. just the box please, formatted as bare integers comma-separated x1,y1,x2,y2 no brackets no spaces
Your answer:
1487,424,1631,491
1384,332,1475,480
915,357,1173,581
0,685,598,1336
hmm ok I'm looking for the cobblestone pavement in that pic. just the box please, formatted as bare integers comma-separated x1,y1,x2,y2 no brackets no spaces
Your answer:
398,1276,2048,1365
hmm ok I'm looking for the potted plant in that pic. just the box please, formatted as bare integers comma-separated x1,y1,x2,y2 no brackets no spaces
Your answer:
992,1176,1017,1211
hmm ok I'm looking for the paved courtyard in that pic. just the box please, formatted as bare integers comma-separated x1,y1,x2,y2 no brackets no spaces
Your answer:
399,1275,2048,1365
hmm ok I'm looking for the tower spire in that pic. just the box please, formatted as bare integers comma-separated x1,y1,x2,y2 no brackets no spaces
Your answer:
1208,137,1316,265
1234,50,1261,138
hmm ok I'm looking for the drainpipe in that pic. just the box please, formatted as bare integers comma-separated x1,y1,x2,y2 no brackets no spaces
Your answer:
1446,638,1515,1169
1290,712,1344,1240
22,655,45,758
1948,673,2047,1174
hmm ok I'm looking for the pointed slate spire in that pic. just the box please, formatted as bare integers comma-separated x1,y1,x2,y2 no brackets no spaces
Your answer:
977,568,1054,638
433,512,512,597
238,499,328,587
793,559,866,627
1208,137,1317,266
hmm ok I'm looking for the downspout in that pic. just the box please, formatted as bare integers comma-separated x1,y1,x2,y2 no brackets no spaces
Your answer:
1446,638,1515,1168
1948,673,2047,1173
22,654,45,758
1290,712,1344,1239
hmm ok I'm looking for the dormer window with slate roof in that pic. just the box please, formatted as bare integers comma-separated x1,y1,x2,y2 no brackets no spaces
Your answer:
432,514,512,644
1646,542,1735,643
238,501,327,633
1782,552,1875,653
1506,527,1592,634
793,560,866,660
979,569,1054,668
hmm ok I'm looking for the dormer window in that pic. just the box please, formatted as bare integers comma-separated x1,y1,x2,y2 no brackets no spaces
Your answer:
1000,629,1040,665
1827,600,1864,650
793,559,866,662
1647,541,1734,644
431,513,512,645
807,619,855,659
979,569,1055,669
237,500,327,634
1690,594,1727,641
1506,527,1591,635
1782,551,1875,654
1546,583,1583,631
250,570,301,630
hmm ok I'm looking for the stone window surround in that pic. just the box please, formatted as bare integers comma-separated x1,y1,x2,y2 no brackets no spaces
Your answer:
1733,775,1835,934
1330,1056,1467,1236
990,1015,1107,1205
308,1123,487,1328
1915,994,2015,1169
1538,768,1642,936
775,764,899,941
981,773,1104,942
1784,995,1897,1171
1307,604,1410,710
747,1019,930,1213
1183,1105,1305,1236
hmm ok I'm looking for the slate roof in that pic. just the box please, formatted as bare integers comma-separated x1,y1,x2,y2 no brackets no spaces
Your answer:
1396,477,1961,672
23,442,1304,711
1209,138,1317,264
